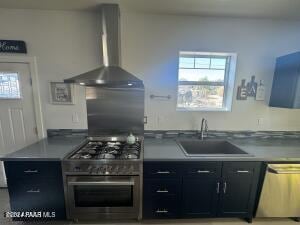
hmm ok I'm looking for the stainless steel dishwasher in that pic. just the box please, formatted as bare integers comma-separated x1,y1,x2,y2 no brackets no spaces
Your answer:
256,164,300,218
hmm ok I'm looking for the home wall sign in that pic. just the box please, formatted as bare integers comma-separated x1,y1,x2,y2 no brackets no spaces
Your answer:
0,40,27,54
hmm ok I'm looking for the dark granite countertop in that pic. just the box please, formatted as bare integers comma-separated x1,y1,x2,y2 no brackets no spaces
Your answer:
144,137,300,162
2,134,300,162
1,137,85,161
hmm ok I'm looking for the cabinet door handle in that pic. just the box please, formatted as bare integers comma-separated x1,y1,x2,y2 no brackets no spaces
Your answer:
156,189,169,193
197,170,210,173
216,182,220,194
24,169,38,173
223,182,227,194
155,209,168,213
27,189,40,193
156,171,170,174
237,170,249,173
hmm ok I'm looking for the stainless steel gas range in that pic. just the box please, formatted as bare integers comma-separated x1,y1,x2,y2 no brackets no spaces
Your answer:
62,3,145,221
62,136,143,220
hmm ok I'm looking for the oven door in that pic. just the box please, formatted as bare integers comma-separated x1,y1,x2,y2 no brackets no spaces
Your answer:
67,176,140,216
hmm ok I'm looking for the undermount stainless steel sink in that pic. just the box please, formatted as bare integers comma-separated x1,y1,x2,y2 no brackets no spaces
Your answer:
177,140,250,157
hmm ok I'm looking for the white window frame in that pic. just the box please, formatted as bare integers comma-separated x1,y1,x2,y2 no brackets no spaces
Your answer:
176,51,237,112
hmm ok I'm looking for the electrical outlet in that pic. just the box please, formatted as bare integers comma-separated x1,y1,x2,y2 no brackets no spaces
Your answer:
72,112,79,123
258,118,264,126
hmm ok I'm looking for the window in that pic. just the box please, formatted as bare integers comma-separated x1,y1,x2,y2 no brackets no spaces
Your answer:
177,51,237,111
0,72,21,99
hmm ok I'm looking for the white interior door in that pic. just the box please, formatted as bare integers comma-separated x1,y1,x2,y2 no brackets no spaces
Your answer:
0,62,38,187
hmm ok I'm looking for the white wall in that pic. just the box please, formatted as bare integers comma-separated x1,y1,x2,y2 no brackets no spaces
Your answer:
121,12,300,131
0,9,101,131
0,8,299,132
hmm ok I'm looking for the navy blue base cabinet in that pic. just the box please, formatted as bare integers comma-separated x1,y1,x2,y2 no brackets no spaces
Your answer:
143,161,261,222
4,161,66,221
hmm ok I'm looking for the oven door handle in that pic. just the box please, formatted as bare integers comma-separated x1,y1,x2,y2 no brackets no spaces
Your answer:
68,180,135,186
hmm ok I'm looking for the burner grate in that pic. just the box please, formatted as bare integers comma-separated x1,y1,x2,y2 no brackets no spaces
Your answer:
70,140,141,160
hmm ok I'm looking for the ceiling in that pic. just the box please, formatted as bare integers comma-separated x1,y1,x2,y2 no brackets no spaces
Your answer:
0,0,300,19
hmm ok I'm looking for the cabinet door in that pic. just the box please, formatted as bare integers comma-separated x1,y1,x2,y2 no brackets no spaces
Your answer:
182,162,221,218
8,178,66,219
218,162,261,217
269,52,300,108
5,161,66,220
182,177,219,217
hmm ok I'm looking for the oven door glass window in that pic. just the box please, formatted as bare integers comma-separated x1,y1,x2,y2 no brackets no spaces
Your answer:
74,185,133,207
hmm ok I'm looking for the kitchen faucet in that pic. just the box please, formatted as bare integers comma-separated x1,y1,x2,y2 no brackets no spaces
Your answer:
200,118,208,140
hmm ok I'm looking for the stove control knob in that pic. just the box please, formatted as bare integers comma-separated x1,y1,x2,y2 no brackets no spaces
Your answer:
121,166,127,174
87,165,93,173
91,167,98,174
99,166,105,174
129,165,134,174
114,166,119,174
74,166,81,172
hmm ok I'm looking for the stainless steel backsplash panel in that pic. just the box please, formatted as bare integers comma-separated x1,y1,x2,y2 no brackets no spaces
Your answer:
86,86,144,136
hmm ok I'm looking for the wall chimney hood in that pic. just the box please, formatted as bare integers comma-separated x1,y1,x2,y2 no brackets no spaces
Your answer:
64,4,143,87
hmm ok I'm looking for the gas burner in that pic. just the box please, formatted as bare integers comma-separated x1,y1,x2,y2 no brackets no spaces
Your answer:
104,145,120,151
120,153,138,159
80,153,92,159
97,153,116,159
123,149,139,155
107,142,121,146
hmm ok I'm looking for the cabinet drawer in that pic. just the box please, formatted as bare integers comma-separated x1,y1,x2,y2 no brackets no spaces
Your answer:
144,162,180,178
183,162,222,178
222,162,261,177
143,196,179,218
144,179,180,196
7,176,66,220
8,178,65,210
4,161,62,179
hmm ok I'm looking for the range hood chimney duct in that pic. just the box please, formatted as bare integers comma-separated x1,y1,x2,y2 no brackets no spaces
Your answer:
101,4,120,67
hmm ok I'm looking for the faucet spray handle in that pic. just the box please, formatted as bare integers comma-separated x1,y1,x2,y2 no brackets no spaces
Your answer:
205,120,208,132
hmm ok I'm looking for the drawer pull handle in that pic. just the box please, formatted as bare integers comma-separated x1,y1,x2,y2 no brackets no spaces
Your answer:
24,170,38,173
27,189,40,193
156,189,169,193
216,182,220,194
223,182,227,194
155,209,168,213
197,170,210,173
156,171,170,174
237,170,249,173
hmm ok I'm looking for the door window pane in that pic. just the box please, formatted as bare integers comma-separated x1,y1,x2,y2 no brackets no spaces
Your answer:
0,72,21,99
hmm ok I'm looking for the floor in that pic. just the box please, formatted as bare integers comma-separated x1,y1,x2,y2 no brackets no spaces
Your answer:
0,189,298,225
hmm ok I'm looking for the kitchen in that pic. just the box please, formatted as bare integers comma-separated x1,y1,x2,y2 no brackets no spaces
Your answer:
0,0,300,224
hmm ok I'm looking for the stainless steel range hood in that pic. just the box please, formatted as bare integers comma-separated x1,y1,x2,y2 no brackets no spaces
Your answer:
64,4,143,87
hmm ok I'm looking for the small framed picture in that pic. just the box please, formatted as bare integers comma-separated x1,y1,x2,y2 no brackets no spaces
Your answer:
49,82,75,105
